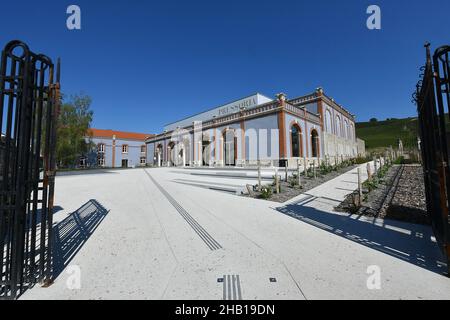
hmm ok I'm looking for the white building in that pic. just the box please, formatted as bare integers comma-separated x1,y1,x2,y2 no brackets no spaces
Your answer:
146,88,362,167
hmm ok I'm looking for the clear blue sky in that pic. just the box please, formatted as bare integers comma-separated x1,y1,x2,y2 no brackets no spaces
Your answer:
1,0,449,133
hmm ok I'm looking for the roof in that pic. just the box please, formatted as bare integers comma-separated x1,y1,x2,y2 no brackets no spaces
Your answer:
87,128,153,141
163,93,273,131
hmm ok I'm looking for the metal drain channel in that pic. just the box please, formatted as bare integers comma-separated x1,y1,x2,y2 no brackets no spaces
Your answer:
222,275,242,300
145,170,222,251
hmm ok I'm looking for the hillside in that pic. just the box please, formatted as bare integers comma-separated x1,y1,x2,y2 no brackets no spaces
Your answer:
356,117,419,150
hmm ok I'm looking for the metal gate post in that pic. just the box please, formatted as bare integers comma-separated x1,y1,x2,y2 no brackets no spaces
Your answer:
0,40,60,299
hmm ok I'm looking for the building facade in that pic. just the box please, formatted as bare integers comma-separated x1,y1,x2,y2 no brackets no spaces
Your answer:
146,88,362,168
83,129,153,168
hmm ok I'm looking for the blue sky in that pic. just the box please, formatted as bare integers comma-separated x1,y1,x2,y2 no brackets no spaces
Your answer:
1,0,449,133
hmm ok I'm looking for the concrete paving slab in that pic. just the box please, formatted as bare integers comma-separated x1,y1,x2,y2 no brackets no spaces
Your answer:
20,164,450,300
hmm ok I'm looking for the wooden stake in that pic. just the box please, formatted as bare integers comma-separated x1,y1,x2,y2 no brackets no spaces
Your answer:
374,157,377,174
357,167,362,205
274,168,279,194
313,159,317,179
366,162,372,181
285,161,288,182
257,160,262,190
303,155,307,176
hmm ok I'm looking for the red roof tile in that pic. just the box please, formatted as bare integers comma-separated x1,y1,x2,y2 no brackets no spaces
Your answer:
88,128,153,141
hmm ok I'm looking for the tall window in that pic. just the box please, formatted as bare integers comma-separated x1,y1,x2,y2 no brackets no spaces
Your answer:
311,129,319,158
140,156,146,165
98,143,105,153
141,145,146,153
97,156,105,167
291,124,302,157
223,129,236,166
335,116,341,137
122,144,128,153
325,110,332,133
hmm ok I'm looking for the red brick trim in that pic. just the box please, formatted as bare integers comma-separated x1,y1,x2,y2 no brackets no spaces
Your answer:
278,111,286,159
288,120,304,158
310,128,320,158
240,120,245,160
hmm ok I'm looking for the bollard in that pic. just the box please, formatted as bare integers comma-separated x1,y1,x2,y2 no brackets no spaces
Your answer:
297,159,301,187
257,160,262,191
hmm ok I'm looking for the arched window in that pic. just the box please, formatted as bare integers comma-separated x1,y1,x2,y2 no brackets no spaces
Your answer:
291,124,303,157
156,144,163,166
167,142,175,166
311,129,319,158
325,110,332,133
335,116,341,137
223,129,236,166
202,132,212,166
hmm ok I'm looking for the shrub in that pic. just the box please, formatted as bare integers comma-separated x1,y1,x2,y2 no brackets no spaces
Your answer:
363,178,378,192
354,156,371,164
259,186,272,199
393,156,404,165
319,163,333,175
289,174,299,187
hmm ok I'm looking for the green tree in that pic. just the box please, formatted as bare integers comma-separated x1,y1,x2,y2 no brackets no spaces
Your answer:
369,118,378,123
56,93,94,168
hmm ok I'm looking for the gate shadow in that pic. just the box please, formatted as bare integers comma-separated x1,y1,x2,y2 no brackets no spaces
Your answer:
52,199,109,279
276,198,448,276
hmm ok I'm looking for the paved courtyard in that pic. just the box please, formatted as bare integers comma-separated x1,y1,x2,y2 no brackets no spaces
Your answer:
22,164,450,300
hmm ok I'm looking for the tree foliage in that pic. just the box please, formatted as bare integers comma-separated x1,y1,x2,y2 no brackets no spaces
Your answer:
56,93,94,168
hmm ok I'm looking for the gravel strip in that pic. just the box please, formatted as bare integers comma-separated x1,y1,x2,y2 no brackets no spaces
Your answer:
386,165,428,224
335,164,429,225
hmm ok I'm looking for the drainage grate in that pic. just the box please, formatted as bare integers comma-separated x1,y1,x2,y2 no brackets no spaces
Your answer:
222,275,242,300
145,170,222,251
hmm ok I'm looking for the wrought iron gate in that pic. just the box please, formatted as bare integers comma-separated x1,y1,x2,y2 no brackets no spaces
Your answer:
414,43,450,275
0,40,60,299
